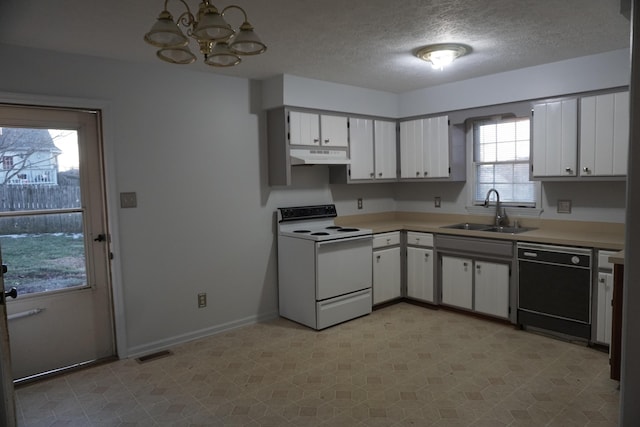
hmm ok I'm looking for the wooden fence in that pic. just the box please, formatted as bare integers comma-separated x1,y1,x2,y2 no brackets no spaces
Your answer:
0,185,83,234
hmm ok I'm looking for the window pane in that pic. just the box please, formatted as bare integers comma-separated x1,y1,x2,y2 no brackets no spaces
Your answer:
473,117,535,206
0,212,87,295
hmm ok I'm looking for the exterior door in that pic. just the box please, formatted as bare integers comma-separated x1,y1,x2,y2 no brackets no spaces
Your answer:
0,104,114,381
1,252,16,427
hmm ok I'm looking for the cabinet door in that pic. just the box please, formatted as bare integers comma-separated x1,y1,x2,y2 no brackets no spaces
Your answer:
407,247,434,303
441,256,472,309
289,111,320,146
399,119,423,178
320,114,348,147
374,120,397,179
596,271,614,344
580,92,629,176
531,99,578,177
349,118,375,180
474,261,510,319
422,116,450,178
373,247,401,304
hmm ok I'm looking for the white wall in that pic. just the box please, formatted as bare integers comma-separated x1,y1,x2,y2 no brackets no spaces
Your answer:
0,42,630,358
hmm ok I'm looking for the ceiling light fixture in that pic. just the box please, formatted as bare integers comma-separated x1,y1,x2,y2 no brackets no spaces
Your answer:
144,0,266,67
415,43,470,70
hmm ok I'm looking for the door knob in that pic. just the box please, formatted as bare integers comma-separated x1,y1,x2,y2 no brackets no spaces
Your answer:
4,287,17,299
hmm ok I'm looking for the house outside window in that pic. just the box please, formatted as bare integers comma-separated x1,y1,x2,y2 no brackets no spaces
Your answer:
2,156,13,170
473,117,537,207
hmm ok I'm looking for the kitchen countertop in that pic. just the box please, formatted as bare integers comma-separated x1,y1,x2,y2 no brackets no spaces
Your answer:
336,212,625,250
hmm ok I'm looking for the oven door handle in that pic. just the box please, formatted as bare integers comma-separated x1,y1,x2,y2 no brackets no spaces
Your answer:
316,235,373,247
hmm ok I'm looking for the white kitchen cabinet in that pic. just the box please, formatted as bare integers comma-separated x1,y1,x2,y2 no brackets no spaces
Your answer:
596,271,614,345
373,120,397,179
372,232,401,305
531,98,578,177
337,118,397,182
320,114,349,147
474,261,510,319
399,116,450,179
406,232,434,303
407,247,434,303
288,111,348,147
580,91,629,177
441,255,473,310
348,118,375,180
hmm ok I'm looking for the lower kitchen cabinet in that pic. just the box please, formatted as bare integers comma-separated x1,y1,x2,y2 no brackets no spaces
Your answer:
474,261,510,318
596,271,613,345
441,254,511,319
441,255,473,309
406,232,435,303
373,232,401,305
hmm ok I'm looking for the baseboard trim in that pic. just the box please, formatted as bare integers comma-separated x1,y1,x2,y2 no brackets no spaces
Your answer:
126,310,279,360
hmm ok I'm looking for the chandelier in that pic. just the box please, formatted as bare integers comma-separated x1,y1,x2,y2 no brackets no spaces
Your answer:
144,0,267,67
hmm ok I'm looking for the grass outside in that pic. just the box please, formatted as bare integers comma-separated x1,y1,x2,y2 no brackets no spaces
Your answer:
0,233,86,295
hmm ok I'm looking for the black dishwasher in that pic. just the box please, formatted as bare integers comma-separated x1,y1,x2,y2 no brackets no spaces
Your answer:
517,243,593,339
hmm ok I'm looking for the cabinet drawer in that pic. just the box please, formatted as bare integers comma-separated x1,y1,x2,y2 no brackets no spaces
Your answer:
406,232,433,247
373,232,401,248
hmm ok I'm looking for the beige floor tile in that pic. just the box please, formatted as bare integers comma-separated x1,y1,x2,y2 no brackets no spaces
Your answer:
15,302,619,426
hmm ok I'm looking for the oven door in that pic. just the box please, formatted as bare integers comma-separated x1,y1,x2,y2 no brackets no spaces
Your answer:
316,235,373,300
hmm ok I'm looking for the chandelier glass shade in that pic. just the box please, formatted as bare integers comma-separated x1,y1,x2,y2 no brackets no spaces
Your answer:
415,43,470,70
144,0,266,67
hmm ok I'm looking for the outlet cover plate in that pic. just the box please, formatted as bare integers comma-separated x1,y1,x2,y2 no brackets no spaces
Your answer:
120,192,137,208
557,199,572,214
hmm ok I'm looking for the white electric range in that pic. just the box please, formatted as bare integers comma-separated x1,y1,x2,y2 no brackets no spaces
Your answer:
276,204,373,330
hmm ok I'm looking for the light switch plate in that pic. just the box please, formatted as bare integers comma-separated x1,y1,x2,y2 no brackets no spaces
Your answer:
120,192,137,208
557,199,572,214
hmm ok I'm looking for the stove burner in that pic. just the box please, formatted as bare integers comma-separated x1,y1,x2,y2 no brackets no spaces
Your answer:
293,230,311,233
311,232,330,236
325,226,341,230
338,227,360,232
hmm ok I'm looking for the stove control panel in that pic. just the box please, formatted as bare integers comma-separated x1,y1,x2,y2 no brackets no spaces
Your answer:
278,204,337,222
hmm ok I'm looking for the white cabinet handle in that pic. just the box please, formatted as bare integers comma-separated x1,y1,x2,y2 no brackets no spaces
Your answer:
378,172,382,177
583,167,591,174
376,255,381,261
415,171,420,176
313,138,319,143
324,139,330,143
370,172,375,177
423,171,428,176
565,167,572,173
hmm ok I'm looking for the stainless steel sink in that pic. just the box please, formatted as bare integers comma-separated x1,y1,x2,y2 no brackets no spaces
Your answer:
441,223,493,231
441,223,535,234
485,226,536,234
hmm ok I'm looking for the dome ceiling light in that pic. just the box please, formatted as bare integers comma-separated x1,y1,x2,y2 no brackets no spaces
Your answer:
144,0,266,67
415,43,470,70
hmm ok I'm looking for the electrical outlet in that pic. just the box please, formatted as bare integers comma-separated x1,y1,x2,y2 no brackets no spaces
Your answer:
557,199,572,214
357,198,363,209
434,197,441,208
197,292,207,308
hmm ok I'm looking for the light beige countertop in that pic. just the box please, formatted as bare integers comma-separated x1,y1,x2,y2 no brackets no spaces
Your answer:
336,211,625,251
609,250,625,265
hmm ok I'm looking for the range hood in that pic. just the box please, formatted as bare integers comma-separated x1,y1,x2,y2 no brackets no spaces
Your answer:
290,148,351,165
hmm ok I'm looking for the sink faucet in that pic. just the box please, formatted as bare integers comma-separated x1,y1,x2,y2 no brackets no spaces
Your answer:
484,188,508,227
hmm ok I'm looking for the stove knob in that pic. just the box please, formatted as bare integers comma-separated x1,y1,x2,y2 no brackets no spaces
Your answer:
571,256,580,265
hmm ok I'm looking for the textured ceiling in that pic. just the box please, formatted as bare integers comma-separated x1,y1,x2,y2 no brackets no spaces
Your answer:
0,0,631,93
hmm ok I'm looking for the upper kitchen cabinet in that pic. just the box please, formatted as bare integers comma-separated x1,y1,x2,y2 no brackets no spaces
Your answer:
288,110,348,147
268,108,351,186
580,91,629,178
399,116,465,181
334,118,397,183
531,98,578,178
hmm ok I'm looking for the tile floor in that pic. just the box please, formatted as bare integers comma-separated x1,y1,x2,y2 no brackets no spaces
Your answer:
15,302,619,426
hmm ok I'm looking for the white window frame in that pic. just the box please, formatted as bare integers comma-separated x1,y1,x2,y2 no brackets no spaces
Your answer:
466,117,542,217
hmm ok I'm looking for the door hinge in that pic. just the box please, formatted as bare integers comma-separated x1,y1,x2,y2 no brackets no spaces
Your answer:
508,306,511,314
109,252,114,260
